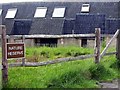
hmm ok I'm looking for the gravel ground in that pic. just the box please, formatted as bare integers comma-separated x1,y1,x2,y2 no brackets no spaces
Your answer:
99,79,120,89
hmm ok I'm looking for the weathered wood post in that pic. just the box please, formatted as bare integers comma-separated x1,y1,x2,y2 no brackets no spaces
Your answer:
9,35,14,43
22,35,25,66
100,30,119,59
94,28,101,64
0,25,8,87
117,29,120,60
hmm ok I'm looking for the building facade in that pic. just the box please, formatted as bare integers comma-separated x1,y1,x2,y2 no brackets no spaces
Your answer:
0,0,120,47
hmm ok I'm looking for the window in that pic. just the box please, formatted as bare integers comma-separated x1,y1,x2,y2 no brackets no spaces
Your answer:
35,38,57,47
81,39,87,47
81,4,90,13
0,9,2,15
52,7,65,17
5,8,17,18
34,7,47,18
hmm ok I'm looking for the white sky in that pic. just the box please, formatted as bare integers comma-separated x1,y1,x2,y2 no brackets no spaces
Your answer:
0,0,44,3
0,0,119,3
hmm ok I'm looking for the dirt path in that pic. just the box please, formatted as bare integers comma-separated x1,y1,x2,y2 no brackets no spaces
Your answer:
99,79,119,89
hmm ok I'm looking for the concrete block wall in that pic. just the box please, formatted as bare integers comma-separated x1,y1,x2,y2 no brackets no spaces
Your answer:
25,39,35,47
7,36,117,48
105,36,117,48
87,39,95,48
57,37,81,47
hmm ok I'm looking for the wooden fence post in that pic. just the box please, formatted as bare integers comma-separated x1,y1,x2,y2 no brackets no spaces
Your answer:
100,30,119,59
94,28,101,64
22,35,25,66
1,25,8,87
117,29,120,60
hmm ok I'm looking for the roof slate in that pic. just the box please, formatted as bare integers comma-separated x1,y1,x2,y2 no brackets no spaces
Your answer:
0,1,120,35
30,18,65,35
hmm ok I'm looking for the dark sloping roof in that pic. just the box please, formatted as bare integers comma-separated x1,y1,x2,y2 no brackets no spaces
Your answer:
29,18,65,35
74,14,106,34
1,2,119,19
118,2,120,18
63,19,75,34
11,19,32,35
105,18,120,34
0,1,120,35
0,16,2,25
2,19,14,34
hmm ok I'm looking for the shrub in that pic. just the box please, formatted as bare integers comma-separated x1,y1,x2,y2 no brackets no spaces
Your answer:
47,68,92,88
40,51,50,58
110,59,120,69
101,37,106,48
89,64,111,80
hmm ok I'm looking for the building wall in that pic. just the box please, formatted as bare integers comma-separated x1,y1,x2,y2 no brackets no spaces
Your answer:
24,37,116,48
25,39,35,47
7,37,35,47
6,36,117,48
57,37,81,47
87,39,95,48
105,36,117,48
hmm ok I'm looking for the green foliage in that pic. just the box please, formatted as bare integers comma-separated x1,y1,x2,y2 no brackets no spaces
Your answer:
7,55,119,88
110,59,120,69
26,46,93,62
5,46,119,88
89,64,111,80
47,69,93,88
101,38,106,48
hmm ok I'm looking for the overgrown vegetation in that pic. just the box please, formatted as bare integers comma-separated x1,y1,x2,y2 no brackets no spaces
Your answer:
5,55,119,88
0,48,2,89
26,46,93,62
1,46,119,88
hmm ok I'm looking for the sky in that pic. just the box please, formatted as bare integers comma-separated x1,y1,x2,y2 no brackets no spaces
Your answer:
0,0,44,3
0,0,119,3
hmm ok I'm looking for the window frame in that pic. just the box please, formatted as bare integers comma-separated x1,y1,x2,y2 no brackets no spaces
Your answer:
81,4,90,13
5,8,17,18
52,7,66,18
0,9,2,15
34,7,47,18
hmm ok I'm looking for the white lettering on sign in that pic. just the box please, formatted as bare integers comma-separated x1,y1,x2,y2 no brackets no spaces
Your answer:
8,46,23,50
7,43,25,59
8,51,23,56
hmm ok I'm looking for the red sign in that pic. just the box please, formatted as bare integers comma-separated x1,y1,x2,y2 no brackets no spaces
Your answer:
7,43,25,59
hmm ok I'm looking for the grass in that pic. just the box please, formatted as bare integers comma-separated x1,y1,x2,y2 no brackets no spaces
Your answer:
1,46,119,88
25,46,93,62
0,71,2,89
5,55,119,88
0,48,2,89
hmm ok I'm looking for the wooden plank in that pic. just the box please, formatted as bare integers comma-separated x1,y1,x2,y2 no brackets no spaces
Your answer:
1,25,8,87
105,52,116,56
9,54,95,67
9,51,116,67
116,29,120,60
22,35,25,66
94,28,101,64
100,30,119,59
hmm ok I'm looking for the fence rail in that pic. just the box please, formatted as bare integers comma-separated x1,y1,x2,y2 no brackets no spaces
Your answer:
9,52,116,67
